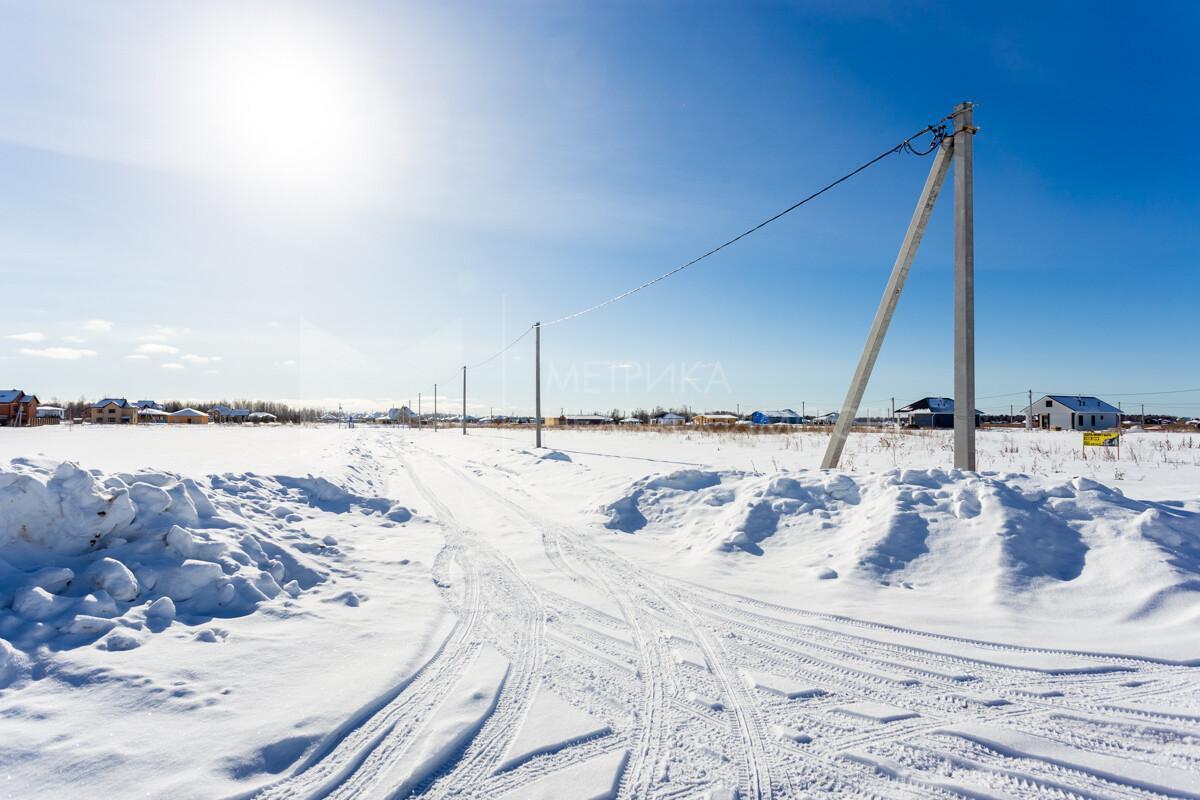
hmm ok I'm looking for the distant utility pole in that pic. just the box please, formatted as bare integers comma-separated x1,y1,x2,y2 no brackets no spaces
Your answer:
434,384,438,432
418,393,422,429
534,322,543,449
462,366,467,435
1027,389,1033,431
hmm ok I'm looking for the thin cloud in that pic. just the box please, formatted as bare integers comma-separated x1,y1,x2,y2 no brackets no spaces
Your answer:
21,347,97,360
83,319,114,332
136,343,180,355
181,354,222,364
5,332,45,342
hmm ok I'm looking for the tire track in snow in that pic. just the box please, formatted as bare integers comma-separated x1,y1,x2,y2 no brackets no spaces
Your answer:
310,431,1200,800
404,442,774,800
251,547,485,800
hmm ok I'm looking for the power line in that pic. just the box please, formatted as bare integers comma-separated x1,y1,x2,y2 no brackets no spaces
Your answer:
1095,388,1200,397
412,111,965,416
541,116,954,327
467,325,535,370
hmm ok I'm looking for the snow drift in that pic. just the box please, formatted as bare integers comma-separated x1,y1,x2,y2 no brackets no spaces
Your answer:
0,458,408,679
602,467,1200,625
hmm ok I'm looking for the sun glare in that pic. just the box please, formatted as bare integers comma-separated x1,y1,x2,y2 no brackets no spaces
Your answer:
182,14,387,204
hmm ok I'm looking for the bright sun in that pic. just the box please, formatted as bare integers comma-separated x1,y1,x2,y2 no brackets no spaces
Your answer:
182,13,386,203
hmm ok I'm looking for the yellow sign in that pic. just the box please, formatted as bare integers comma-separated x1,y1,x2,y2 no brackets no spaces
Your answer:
1083,430,1120,447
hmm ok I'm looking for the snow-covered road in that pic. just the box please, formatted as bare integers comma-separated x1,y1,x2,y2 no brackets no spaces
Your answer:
2,426,1198,799
258,432,1200,800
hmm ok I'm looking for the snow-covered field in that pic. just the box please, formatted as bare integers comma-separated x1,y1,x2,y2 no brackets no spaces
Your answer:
1,425,1198,799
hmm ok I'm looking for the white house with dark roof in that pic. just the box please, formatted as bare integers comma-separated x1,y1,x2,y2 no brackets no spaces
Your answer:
1021,395,1120,431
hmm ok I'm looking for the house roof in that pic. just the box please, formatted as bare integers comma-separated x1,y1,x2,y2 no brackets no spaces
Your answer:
753,409,802,418
659,413,685,419
248,411,277,420
227,408,251,417
1044,395,1121,413
897,397,955,413
137,408,169,416
696,413,737,419
563,414,610,421
19,394,37,403
91,398,129,408
135,400,160,408
0,389,21,403
170,407,208,417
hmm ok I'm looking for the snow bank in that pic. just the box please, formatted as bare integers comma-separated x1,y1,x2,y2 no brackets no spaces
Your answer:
601,467,1200,623
0,459,408,680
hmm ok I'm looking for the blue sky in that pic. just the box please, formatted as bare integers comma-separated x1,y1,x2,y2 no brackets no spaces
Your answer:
1,1,1197,415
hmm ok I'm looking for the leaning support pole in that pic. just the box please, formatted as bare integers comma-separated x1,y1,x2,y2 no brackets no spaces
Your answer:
952,102,977,470
462,366,467,435
534,322,543,448
821,136,954,470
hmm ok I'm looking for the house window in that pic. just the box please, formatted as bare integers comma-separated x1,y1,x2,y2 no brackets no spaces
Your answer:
1045,400,1052,408
1091,415,1096,426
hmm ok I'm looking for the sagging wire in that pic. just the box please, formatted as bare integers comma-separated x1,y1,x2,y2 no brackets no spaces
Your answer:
543,113,957,327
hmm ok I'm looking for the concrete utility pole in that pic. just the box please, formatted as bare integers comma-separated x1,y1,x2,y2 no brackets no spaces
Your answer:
434,384,438,432
952,101,977,470
821,130,955,470
534,322,543,449
1027,389,1033,431
462,366,467,435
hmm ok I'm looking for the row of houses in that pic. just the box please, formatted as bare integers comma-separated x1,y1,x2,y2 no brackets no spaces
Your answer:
543,410,842,427
886,395,1122,431
573,396,1123,432
90,399,210,425
82,399,278,425
0,388,1137,433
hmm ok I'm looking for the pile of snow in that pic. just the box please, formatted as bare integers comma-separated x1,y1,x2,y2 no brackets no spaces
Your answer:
0,458,367,674
602,467,1200,623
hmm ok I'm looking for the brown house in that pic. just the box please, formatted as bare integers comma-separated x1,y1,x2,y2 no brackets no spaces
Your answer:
0,390,38,427
90,398,138,424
